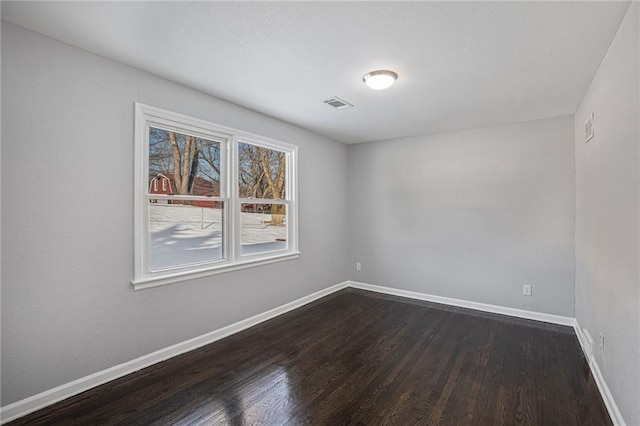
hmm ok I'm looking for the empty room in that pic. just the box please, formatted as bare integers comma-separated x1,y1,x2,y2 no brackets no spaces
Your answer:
1,1,638,425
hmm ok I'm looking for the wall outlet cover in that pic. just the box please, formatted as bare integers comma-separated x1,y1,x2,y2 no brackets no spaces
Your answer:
585,112,594,142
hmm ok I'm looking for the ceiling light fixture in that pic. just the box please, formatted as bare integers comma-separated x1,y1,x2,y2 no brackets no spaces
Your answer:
363,70,398,90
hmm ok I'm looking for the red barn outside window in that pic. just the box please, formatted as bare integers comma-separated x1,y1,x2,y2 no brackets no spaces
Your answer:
149,173,172,203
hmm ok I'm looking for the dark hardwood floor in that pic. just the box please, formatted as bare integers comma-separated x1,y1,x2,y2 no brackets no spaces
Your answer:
9,288,611,425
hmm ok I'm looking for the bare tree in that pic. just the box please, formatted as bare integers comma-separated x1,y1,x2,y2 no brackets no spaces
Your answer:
239,143,286,225
169,132,199,195
199,141,221,184
149,128,220,198
148,128,174,179
258,147,286,225
149,131,283,222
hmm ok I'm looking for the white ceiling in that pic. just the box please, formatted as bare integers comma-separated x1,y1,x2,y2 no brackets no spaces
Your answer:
2,1,631,144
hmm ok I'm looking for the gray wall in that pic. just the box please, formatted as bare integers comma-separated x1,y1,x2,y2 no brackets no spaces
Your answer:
574,3,639,424
349,116,575,317
0,23,350,405
2,6,638,422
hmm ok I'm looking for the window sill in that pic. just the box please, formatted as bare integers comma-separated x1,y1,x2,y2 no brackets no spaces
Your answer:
131,251,301,291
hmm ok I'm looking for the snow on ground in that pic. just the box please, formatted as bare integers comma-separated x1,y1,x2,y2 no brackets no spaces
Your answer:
149,203,286,271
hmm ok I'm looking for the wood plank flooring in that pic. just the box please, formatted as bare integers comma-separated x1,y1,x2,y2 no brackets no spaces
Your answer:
9,289,612,425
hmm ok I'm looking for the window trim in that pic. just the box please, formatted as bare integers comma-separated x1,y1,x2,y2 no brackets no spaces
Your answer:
132,103,299,290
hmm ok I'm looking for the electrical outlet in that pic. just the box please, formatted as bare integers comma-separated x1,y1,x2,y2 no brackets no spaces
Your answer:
600,333,605,352
356,262,361,271
585,112,595,142
522,284,532,296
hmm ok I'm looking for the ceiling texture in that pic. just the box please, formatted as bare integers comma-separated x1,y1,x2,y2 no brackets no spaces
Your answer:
2,1,631,144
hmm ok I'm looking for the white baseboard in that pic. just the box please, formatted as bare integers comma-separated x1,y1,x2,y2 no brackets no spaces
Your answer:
0,281,349,424
347,280,575,326
573,322,626,426
2,280,623,425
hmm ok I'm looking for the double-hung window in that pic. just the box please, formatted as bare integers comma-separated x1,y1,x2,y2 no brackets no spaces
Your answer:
133,104,298,290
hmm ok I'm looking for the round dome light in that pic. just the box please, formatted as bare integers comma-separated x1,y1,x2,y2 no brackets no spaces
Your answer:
363,70,398,90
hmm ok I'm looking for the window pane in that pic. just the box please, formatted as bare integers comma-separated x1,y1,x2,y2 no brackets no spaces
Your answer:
238,142,286,199
149,127,221,197
149,201,224,271
241,203,287,255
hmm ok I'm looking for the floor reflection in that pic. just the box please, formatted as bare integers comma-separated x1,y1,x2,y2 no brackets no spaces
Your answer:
174,365,294,425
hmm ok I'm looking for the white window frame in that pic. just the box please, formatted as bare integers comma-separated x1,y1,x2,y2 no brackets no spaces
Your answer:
133,103,299,290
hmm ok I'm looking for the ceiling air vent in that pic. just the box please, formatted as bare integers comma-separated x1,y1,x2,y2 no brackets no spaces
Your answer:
322,96,354,110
